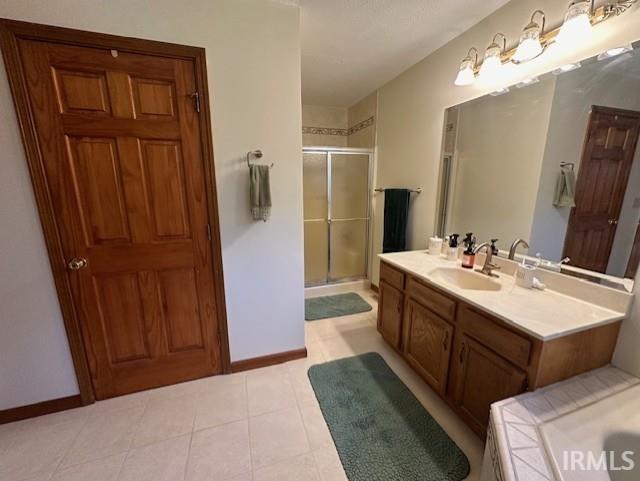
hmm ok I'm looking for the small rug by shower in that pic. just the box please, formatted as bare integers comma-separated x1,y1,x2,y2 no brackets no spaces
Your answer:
308,353,470,481
305,292,372,321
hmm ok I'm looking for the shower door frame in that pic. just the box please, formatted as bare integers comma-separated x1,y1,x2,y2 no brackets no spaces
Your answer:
303,146,374,287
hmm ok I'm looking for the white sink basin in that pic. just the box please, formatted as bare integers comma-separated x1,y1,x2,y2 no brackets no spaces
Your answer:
427,267,502,291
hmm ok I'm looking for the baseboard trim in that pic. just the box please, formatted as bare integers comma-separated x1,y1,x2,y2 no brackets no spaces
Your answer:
370,283,379,293
0,395,83,425
230,347,308,373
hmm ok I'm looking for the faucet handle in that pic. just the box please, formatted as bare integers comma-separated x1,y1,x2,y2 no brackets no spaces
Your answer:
490,238,499,255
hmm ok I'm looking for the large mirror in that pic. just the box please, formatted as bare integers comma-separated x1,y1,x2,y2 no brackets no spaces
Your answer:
438,42,640,291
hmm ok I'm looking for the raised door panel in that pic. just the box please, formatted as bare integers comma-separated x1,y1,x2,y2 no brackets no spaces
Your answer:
378,281,404,350
141,140,191,239
158,268,205,352
94,273,150,364
403,299,453,394
52,69,111,115
132,78,177,119
454,335,526,436
67,137,130,245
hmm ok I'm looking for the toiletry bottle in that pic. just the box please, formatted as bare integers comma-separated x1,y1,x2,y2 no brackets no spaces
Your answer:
461,234,476,269
447,234,460,261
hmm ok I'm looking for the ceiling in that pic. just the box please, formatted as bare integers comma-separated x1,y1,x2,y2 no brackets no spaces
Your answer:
299,0,510,107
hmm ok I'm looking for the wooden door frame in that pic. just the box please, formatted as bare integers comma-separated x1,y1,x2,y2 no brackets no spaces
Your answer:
0,19,231,405
563,105,640,269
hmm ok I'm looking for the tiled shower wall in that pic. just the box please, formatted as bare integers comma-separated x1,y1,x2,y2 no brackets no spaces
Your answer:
302,92,377,148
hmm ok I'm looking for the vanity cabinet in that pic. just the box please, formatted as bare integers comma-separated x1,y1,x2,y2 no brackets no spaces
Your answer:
377,281,404,350
376,260,622,438
452,335,527,434
403,299,453,395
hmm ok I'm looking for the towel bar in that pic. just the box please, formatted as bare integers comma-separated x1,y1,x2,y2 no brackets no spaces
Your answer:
374,188,422,194
246,149,273,168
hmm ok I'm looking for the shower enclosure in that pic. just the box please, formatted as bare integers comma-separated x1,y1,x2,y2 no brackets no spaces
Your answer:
303,147,373,286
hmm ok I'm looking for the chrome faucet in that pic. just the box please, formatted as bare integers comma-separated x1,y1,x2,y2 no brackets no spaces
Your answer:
508,238,530,260
473,242,501,277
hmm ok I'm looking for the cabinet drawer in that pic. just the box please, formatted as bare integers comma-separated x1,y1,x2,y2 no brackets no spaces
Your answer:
407,277,456,322
459,306,531,369
380,262,405,291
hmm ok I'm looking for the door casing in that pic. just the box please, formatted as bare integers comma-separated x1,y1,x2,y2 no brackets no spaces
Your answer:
0,19,231,404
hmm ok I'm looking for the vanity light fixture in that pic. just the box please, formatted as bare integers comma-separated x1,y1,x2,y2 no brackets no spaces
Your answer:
454,47,479,86
479,33,507,82
556,0,594,49
597,44,633,60
512,10,546,63
452,0,637,87
552,62,582,75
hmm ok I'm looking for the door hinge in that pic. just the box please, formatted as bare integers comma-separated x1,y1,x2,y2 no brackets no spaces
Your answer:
206,223,212,241
190,92,201,113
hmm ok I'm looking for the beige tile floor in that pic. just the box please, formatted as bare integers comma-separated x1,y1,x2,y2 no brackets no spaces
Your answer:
0,288,484,481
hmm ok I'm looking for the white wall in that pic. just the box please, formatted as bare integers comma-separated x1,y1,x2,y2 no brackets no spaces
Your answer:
372,0,640,376
0,0,303,410
302,104,348,146
450,78,556,245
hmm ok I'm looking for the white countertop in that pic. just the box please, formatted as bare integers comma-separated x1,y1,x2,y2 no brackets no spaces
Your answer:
378,250,626,341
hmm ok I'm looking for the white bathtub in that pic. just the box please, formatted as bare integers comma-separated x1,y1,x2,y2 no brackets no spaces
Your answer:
540,384,640,481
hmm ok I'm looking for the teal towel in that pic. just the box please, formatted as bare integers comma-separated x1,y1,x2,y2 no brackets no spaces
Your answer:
250,164,271,221
553,166,576,208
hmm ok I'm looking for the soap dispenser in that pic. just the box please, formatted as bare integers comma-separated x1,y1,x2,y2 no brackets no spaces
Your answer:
461,233,476,269
447,234,460,261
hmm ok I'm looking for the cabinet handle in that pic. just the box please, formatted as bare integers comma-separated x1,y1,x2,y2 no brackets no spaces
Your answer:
442,331,448,350
459,342,466,364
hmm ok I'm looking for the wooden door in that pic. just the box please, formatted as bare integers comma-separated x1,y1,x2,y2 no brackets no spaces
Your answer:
377,281,404,349
563,106,640,272
16,39,223,399
453,335,526,436
626,223,640,279
403,299,453,395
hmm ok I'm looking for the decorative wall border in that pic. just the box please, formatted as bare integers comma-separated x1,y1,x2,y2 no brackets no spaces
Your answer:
302,126,348,136
348,115,374,135
302,115,375,137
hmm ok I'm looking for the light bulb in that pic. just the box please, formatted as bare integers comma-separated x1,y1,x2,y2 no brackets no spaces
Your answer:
552,62,581,75
516,77,539,88
513,11,546,63
556,1,593,49
597,45,633,60
454,64,476,86
454,49,478,86
479,47,504,82
513,35,543,63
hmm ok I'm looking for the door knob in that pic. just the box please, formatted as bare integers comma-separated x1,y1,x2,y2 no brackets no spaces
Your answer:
67,257,88,271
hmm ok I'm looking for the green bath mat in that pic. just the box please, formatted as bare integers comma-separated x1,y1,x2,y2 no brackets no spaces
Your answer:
305,292,372,321
308,353,470,481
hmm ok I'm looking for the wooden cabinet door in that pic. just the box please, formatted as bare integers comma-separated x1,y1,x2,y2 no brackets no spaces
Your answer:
453,335,526,436
403,299,453,395
17,39,223,399
377,281,404,349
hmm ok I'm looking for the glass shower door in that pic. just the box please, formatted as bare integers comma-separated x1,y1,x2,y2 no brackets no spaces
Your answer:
328,153,369,281
303,152,329,285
